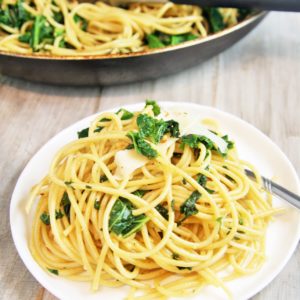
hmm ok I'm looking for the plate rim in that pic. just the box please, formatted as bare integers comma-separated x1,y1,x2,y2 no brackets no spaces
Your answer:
10,101,300,300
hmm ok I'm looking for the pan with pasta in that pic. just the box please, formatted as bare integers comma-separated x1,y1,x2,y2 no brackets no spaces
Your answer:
0,0,252,56
0,2,264,85
20,100,293,300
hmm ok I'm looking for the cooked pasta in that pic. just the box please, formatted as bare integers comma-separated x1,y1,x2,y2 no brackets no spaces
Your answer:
26,101,279,299
0,0,250,56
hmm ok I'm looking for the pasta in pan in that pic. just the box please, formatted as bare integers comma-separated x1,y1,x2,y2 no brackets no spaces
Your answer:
26,101,280,299
0,0,250,56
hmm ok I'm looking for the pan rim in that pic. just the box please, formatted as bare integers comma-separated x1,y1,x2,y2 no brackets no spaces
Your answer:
0,11,266,61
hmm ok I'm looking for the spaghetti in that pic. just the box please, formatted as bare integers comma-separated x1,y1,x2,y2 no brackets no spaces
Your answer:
0,0,249,56
26,101,278,299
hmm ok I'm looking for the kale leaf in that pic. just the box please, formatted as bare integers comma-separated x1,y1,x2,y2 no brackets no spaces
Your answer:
40,212,50,225
99,175,108,182
172,253,180,260
181,133,234,157
137,114,180,144
222,135,234,149
0,0,31,28
132,190,147,197
155,204,169,220
204,8,225,33
127,131,158,159
55,210,64,219
30,16,54,51
60,192,71,220
145,100,161,116
146,34,165,49
238,9,252,22
116,108,134,120
146,32,198,49
181,134,214,150
94,200,100,210
109,198,149,238
47,268,59,275
177,266,192,271
196,174,214,194
137,114,168,144
178,191,201,225
165,120,180,138
73,14,88,31
77,127,89,139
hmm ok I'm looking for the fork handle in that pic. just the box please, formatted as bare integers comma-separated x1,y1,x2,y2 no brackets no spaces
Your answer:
172,0,300,12
266,179,300,209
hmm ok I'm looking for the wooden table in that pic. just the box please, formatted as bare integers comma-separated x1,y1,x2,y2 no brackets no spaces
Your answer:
1,11,299,300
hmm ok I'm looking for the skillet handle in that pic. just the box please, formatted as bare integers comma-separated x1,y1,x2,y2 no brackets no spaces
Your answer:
172,0,300,12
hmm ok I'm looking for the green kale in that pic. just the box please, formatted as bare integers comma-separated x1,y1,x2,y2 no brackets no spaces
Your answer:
170,33,197,45
177,266,192,271
0,0,31,28
196,174,214,194
74,14,88,31
47,268,59,275
181,133,234,157
94,200,100,210
146,34,165,49
216,216,223,224
30,15,54,51
178,191,201,225
100,117,111,122
94,126,103,133
145,100,161,116
171,199,175,211
146,32,198,48
60,192,71,219
238,8,252,22
132,190,147,197
181,134,214,150
204,7,225,33
77,127,89,138
40,212,50,225
54,27,64,38
126,144,134,150
136,114,179,143
165,120,180,138
53,11,64,24
116,108,134,120
55,210,64,219
99,175,108,182
170,34,186,45
18,32,31,43
109,199,149,238
155,204,169,220
222,135,234,149
127,131,158,159
137,114,168,144
196,174,207,187
172,253,180,260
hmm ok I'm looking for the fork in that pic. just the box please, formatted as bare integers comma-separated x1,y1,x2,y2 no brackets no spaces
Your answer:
245,169,300,209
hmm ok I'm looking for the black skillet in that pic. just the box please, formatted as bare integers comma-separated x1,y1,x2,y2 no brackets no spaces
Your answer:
0,0,299,86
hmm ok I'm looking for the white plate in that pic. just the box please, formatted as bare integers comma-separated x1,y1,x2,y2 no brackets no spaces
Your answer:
10,102,300,300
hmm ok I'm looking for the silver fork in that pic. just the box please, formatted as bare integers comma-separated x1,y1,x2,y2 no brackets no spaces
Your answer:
245,169,300,209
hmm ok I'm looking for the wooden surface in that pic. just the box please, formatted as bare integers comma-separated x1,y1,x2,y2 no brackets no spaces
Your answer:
1,11,300,300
